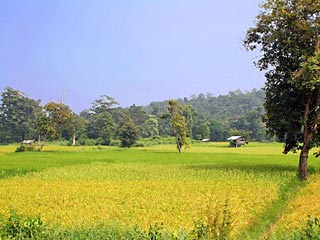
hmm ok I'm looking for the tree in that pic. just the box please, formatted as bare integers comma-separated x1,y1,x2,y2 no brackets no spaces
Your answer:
86,112,116,145
141,115,159,138
66,113,87,146
183,104,194,138
197,122,210,140
38,102,73,150
167,100,189,153
118,115,139,148
91,95,119,114
82,95,119,145
0,87,41,143
244,0,320,179
127,104,149,138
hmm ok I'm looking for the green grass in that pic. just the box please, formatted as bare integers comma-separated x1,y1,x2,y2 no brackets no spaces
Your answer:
0,142,319,239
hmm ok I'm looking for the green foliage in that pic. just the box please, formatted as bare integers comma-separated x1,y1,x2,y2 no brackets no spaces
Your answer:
196,122,210,140
146,89,266,142
290,216,320,240
0,87,41,143
86,111,116,145
168,100,189,153
0,86,268,146
0,209,230,240
191,199,232,240
84,95,120,145
15,145,35,152
43,102,73,137
90,95,119,114
244,0,320,179
118,115,139,148
0,210,48,239
141,115,160,138
37,101,74,151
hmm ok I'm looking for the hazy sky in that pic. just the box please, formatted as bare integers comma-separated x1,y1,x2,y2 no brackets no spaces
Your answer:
0,0,264,112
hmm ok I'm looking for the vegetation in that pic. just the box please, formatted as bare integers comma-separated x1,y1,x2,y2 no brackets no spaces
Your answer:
0,87,41,143
0,87,267,150
167,99,189,153
1,2,320,238
244,0,320,179
0,143,319,239
118,115,139,148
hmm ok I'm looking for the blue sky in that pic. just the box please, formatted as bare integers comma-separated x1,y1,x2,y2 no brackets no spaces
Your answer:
0,0,264,112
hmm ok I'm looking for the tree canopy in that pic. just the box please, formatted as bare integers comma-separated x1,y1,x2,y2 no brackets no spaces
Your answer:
0,87,41,143
167,100,189,153
244,0,320,179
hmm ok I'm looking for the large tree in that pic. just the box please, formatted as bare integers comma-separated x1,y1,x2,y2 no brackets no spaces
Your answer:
38,102,73,150
86,111,116,145
85,95,119,145
0,87,41,143
167,100,189,153
244,0,320,179
118,115,139,148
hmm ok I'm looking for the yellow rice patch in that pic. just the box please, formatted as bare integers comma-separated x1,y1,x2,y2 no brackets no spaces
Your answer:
0,177,277,235
273,173,320,234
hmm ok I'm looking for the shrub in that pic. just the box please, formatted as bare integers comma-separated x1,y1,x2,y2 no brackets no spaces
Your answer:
190,198,233,240
291,216,320,240
0,210,48,239
15,145,35,152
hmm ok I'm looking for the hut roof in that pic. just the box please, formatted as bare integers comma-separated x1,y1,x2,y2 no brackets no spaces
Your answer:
227,136,243,141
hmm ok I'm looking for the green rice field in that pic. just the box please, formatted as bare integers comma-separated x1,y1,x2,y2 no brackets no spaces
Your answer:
0,142,319,239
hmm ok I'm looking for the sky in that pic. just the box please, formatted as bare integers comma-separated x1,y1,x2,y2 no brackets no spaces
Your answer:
0,0,264,113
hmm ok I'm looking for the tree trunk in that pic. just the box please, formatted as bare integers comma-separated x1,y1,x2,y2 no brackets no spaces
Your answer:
176,136,182,153
38,132,48,151
299,95,313,180
299,144,309,180
72,128,76,146
172,126,182,153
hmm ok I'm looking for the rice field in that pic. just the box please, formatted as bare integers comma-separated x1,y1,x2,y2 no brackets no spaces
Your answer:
0,142,319,239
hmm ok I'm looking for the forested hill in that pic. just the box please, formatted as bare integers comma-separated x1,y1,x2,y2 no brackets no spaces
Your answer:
0,87,268,144
145,89,267,141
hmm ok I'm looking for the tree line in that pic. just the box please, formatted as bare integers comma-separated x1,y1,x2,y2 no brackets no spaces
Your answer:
0,87,268,149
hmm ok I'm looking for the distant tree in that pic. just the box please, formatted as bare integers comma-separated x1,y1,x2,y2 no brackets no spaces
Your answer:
183,104,194,138
86,112,116,145
91,95,119,114
141,115,159,138
37,111,56,150
244,0,320,179
38,102,73,150
0,87,41,143
79,109,92,120
146,101,172,136
67,113,87,146
118,115,139,148
230,107,265,141
85,95,119,145
210,120,227,141
167,100,189,153
197,122,210,140
127,104,149,138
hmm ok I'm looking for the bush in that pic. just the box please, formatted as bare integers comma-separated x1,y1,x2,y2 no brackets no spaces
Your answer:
15,145,35,152
0,210,48,239
291,216,320,240
0,208,234,240
190,198,233,240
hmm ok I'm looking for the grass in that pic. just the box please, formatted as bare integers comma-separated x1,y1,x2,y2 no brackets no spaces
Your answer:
0,142,319,239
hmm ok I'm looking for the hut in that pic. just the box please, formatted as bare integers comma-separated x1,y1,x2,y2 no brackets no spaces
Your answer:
227,136,246,147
